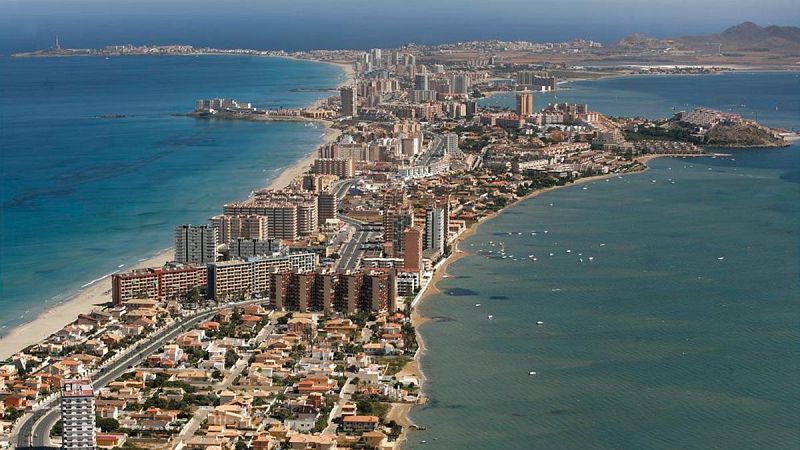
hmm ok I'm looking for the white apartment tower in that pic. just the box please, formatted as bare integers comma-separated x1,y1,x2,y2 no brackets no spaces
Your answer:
424,205,446,254
61,379,96,450
175,224,218,264
444,133,459,155
370,48,382,67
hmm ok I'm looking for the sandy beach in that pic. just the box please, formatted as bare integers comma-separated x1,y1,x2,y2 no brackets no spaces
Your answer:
0,58,353,361
0,248,173,360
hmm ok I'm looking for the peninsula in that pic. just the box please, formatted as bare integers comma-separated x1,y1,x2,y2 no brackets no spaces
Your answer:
1,23,796,450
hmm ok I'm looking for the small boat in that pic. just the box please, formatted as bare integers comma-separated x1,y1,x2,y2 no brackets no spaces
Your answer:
475,303,481,307
588,257,594,261
717,256,725,260
599,243,606,247
487,315,494,319
566,250,572,253
549,253,554,256
529,371,537,376
442,275,450,278
536,321,544,325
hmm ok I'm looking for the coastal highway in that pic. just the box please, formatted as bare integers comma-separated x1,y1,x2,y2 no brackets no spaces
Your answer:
15,299,267,449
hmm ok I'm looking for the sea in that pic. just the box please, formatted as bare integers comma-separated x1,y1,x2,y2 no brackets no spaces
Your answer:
409,72,800,449
0,55,344,333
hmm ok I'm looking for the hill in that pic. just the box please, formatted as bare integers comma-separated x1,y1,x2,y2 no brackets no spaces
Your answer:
613,22,800,57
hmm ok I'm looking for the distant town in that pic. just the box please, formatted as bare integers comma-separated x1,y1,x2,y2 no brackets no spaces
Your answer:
2,26,795,450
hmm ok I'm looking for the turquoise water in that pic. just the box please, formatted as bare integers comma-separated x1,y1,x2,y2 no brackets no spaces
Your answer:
0,56,343,332
411,73,800,449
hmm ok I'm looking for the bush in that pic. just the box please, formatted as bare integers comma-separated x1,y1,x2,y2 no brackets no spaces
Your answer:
96,417,120,432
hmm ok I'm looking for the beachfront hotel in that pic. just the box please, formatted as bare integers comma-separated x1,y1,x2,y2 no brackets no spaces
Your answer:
313,157,355,178
224,191,319,240
60,379,96,450
111,263,207,305
207,252,317,300
210,214,268,243
270,269,395,314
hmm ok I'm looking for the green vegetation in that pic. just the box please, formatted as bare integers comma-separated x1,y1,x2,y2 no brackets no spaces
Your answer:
50,420,63,437
377,355,412,376
401,323,418,351
624,126,691,142
96,416,120,432
352,392,390,420
2,407,23,421
224,349,239,368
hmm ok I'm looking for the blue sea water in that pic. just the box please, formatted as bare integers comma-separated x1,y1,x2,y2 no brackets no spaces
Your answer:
479,71,800,131
410,73,800,449
0,55,343,332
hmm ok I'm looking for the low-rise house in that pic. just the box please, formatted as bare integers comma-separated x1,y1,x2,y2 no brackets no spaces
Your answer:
287,434,337,450
174,369,211,383
251,433,275,450
177,330,207,349
340,415,379,433
208,404,252,429
184,435,232,450
3,395,27,410
96,433,127,449
83,339,109,356
121,323,145,337
295,376,336,394
123,407,181,430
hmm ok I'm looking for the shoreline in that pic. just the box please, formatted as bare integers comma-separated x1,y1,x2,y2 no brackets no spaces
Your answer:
391,153,703,448
0,59,353,361
0,248,173,360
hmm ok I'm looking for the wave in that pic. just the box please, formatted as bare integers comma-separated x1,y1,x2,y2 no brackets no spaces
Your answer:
80,270,120,289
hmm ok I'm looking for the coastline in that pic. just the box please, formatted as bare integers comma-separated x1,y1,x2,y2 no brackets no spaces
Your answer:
0,58,353,361
391,154,698,448
0,248,173,360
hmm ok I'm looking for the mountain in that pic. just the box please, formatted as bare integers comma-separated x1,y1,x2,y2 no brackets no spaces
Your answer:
613,22,800,56
718,22,800,45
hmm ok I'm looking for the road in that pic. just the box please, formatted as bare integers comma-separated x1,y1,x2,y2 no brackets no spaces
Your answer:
15,299,267,449
418,133,443,166
322,375,356,435
336,216,380,272
333,179,352,201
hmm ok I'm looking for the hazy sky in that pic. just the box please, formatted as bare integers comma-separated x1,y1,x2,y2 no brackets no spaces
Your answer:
1,0,798,53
